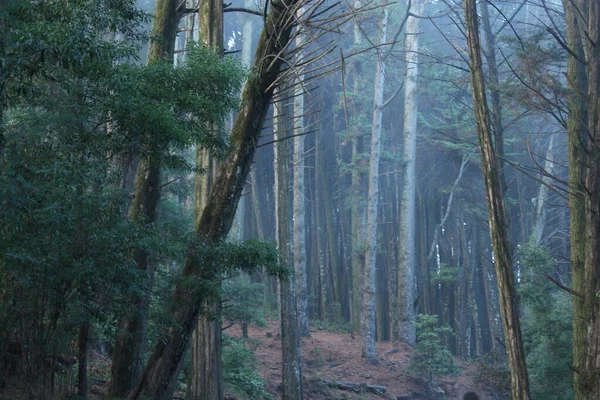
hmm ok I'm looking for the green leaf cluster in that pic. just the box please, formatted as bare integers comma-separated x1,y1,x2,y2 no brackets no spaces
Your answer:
409,314,460,384
0,0,247,386
222,336,273,400
223,277,267,330
519,243,573,400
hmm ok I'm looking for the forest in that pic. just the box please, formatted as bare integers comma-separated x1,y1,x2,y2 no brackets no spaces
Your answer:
0,0,599,399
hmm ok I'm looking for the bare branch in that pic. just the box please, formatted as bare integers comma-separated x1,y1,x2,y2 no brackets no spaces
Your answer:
546,274,584,298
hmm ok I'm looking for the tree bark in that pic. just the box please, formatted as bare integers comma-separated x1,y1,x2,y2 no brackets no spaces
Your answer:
531,133,555,246
293,7,310,337
361,0,388,362
463,0,531,398
77,321,90,400
125,0,302,395
480,0,505,184
583,1,600,397
187,0,224,396
397,1,424,346
563,1,588,397
275,88,304,400
350,0,366,332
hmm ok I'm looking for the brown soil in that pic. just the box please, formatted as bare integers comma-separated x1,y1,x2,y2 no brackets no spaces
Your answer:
227,322,496,400
1,323,497,400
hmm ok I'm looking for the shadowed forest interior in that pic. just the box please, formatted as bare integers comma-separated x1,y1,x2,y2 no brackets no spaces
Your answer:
1,0,598,399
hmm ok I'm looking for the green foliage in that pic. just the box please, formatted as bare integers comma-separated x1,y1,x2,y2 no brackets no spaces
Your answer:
223,277,266,330
519,243,573,400
104,45,244,165
409,314,459,383
0,1,248,389
222,336,273,400
431,264,460,284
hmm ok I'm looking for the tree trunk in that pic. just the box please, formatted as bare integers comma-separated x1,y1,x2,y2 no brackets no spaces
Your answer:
293,8,310,337
480,0,505,184
564,1,588,397
187,0,224,396
583,2,600,397
350,0,366,332
361,0,388,362
275,88,304,400
397,2,423,346
463,0,531,398
125,0,302,395
77,321,90,400
531,133,555,245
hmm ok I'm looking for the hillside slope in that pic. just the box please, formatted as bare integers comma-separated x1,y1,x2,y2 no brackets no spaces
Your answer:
228,322,501,400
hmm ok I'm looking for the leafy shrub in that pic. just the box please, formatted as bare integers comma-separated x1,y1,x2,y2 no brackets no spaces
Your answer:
409,314,459,383
223,277,266,337
222,336,272,399
519,243,573,400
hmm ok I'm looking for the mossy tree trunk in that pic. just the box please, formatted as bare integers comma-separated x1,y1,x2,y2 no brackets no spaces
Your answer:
109,1,180,397
583,1,600,397
187,0,224,397
125,0,302,396
464,0,530,398
564,0,588,397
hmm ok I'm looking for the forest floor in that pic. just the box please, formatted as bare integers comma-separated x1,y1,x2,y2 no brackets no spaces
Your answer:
0,321,498,400
226,321,497,400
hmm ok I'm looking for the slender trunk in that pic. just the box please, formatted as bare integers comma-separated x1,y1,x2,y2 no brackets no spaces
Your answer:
350,0,366,332
126,0,301,395
532,133,555,245
293,8,309,337
564,1,588,397
77,321,90,400
275,89,304,400
397,3,423,345
480,0,505,184
362,1,388,361
464,0,530,397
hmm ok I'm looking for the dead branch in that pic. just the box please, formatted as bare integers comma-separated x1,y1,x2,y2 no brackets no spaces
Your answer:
546,274,584,298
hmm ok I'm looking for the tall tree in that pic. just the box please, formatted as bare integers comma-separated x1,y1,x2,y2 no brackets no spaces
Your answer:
293,6,310,338
187,0,224,397
350,0,367,331
275,91,304,399
361,0,388,361
397,0,425,346
125,0,304,395
564,0,588,398
109,0,181,396
463,0,531,398
583,1,600,397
